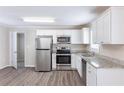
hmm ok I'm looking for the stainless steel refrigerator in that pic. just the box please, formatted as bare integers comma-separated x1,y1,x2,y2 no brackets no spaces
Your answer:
35,36,53,71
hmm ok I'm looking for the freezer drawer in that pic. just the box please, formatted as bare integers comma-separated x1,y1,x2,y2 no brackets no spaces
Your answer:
36,50,51,71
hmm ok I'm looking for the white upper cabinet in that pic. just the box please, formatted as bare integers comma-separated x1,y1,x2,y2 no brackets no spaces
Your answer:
36,29,88,44
91,21,97,44
93,9,111,44
71,30,82,44
96,16,104,43
92,7,124,44
103,10,111,43
111,7,124,44
36,30,57,43
81,28,90,44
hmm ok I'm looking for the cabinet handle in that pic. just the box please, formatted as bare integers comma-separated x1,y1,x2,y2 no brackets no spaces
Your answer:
88,70,91,73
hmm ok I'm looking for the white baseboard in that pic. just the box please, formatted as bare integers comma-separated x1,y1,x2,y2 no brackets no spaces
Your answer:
0,65,11,69
25,65,35,67
0,65,35,69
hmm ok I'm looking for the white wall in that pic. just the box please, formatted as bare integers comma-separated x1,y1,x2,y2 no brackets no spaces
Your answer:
88,43,124,61
9,28,87,67
25,30,36,67
70,44,88,51
9,28,36,67
0,26,10,69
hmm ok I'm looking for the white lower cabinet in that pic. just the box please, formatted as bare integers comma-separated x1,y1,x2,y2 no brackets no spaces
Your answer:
53,53,124,86
86,63,97,86
87,63,124,86
71,54,83,78
71,54,76,69
77,56,83,78
52,53,56,70
97,69,124,86
75,55,83,78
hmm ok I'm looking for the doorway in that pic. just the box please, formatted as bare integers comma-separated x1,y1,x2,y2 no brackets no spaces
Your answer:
17,33,25,68
10,32,25,69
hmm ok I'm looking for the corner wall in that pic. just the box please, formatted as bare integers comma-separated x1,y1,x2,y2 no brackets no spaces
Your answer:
99,45,124,61
0,26,10,69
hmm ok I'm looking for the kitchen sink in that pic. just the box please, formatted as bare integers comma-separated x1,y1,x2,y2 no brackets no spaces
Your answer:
82,54,94,57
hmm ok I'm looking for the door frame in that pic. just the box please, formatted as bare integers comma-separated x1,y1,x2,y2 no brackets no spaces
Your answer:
9,31,25,69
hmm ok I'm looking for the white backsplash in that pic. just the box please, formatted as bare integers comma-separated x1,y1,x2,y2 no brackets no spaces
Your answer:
99,45,124,61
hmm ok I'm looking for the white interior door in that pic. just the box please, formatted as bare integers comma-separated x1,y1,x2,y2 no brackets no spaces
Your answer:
10,32,17,69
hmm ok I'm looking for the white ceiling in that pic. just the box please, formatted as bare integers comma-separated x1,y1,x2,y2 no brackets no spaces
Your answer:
0,6,109,29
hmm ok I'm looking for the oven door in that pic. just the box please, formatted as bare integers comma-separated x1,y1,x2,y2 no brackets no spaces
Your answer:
56,55,71,65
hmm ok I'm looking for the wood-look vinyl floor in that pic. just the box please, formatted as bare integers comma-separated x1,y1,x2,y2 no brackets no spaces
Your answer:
0,67,84,86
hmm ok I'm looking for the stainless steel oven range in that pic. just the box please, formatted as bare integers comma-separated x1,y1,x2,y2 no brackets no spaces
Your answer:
56,49,71,65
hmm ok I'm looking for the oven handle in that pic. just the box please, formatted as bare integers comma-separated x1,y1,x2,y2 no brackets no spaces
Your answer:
56,54,71,56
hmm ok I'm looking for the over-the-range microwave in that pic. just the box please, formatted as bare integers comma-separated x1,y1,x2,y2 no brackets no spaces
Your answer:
57,35,71,44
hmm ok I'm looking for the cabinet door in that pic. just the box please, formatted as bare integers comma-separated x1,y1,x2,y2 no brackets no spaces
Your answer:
71,30,82,44
91,21,97,44
82,28,90,44
52,53,56,70
86,63,97,86
71,54,76,69
97,69,124,86
36,30,57,43
96,17,104,43
94,9,111,44
103,11,111,44
76,56,82,78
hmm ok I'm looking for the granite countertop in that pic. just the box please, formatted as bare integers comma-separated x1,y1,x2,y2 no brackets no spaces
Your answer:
52,49,124,68
77,53,124,69
52,49,89,54
71,50,89,53
52,51,56,53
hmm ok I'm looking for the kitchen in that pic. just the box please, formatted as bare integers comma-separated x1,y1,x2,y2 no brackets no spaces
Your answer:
0,6,124,86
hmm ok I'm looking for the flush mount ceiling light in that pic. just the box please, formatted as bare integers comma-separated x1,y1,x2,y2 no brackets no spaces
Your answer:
22,17,55,23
